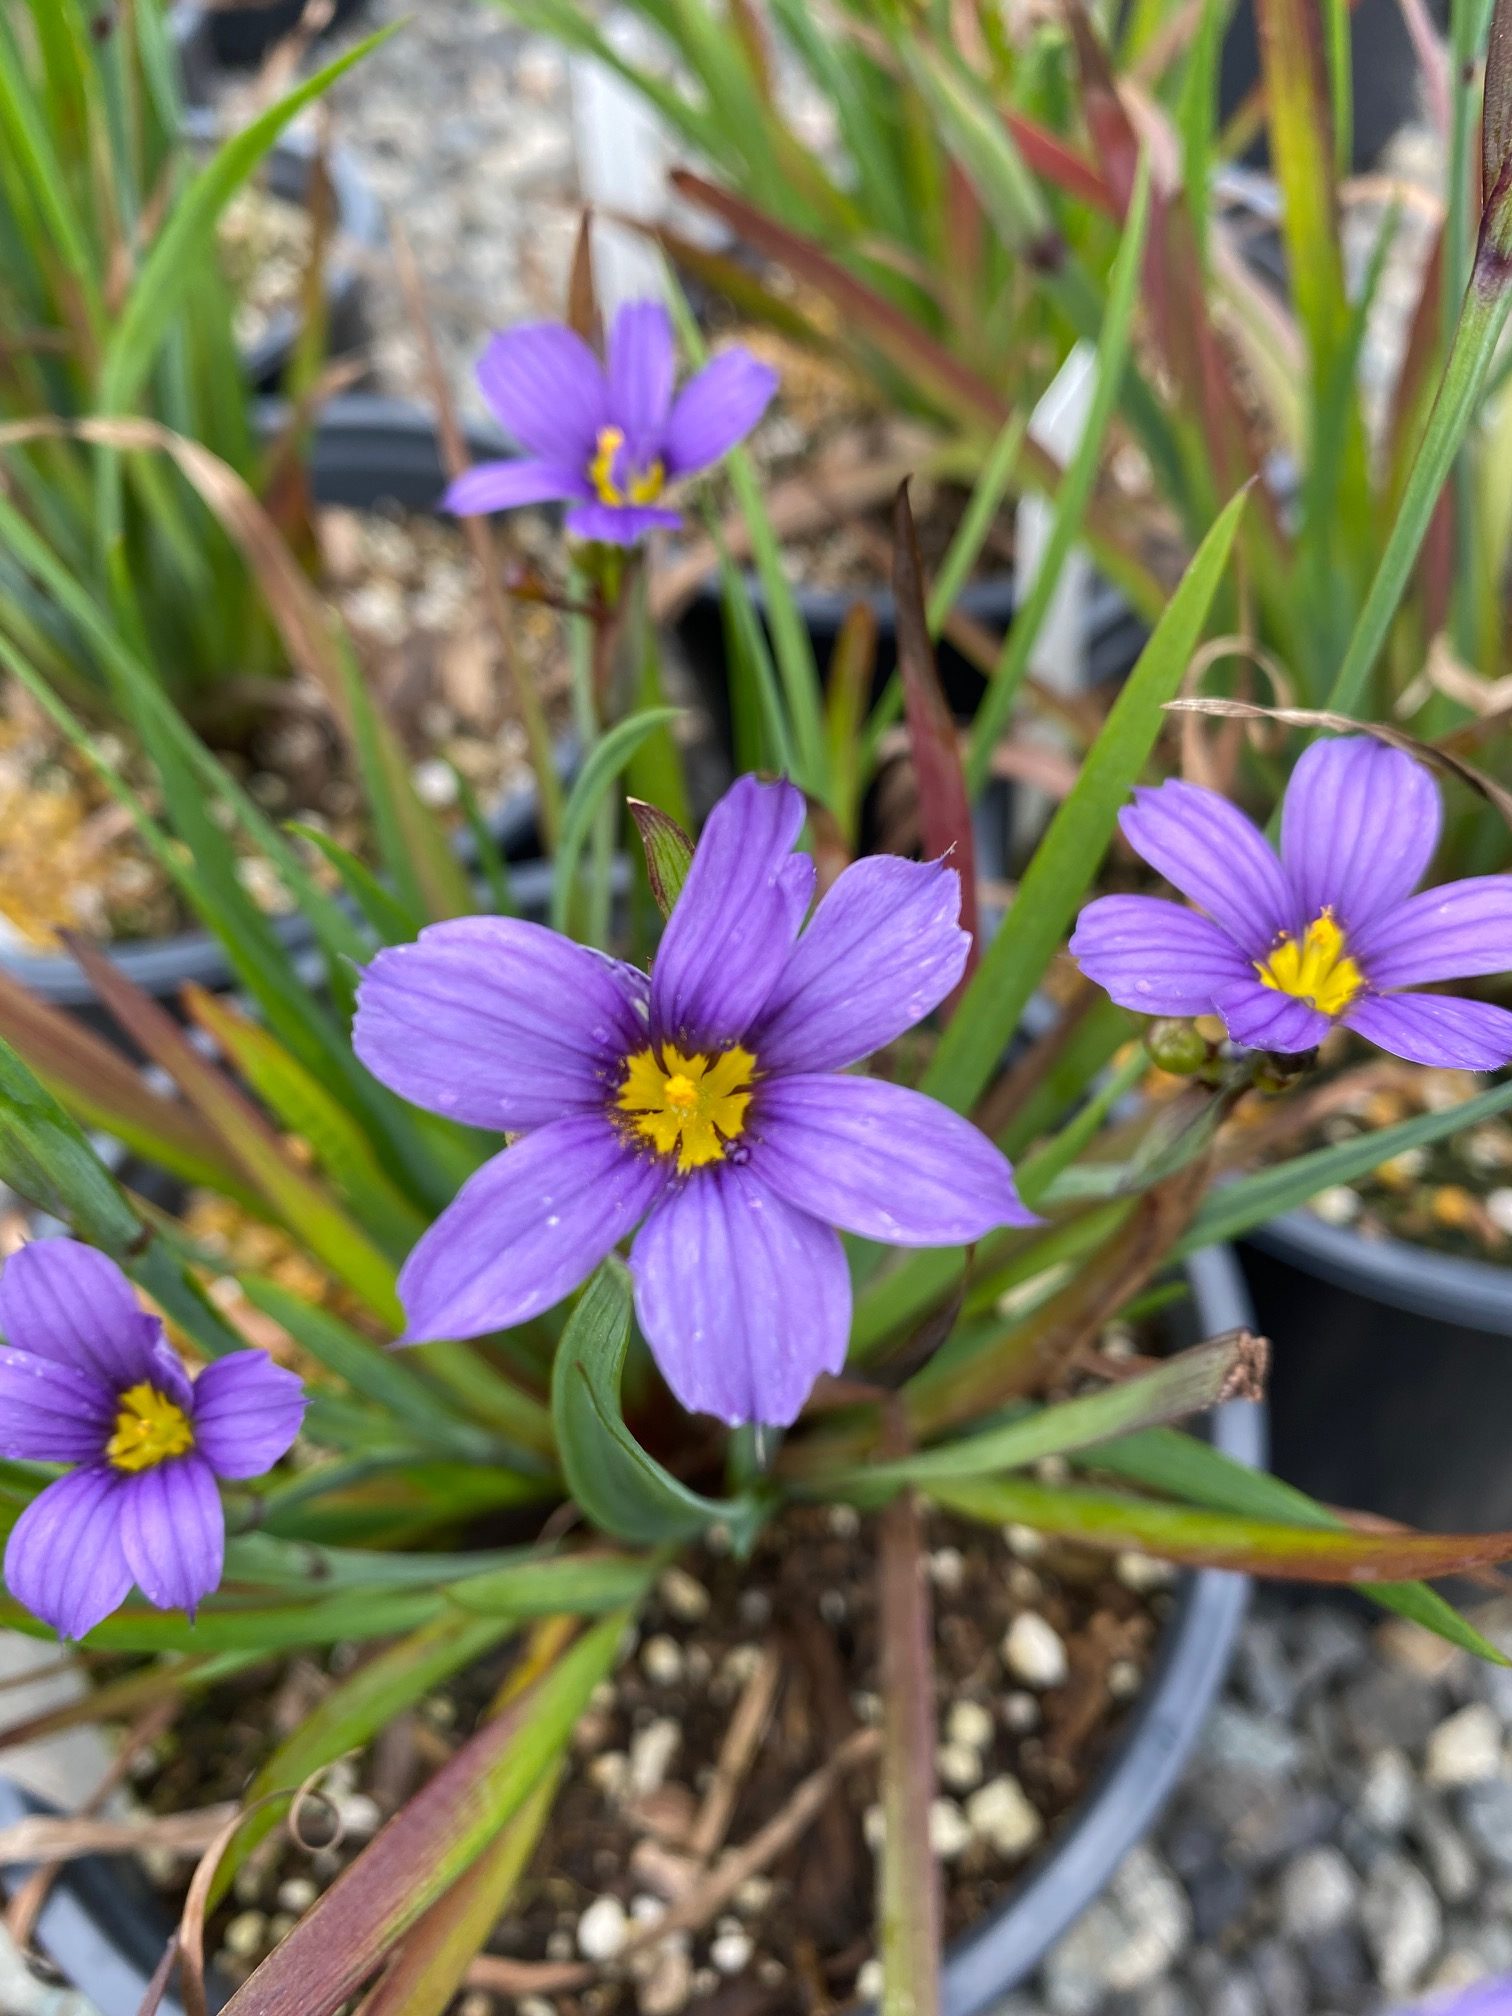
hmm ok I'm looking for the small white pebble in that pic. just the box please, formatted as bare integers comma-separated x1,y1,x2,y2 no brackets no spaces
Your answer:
1003,1612,1068,1689
711,1927,754,1974
1116,1552,1177,1592
641,1634,684,1686
268,1914,296,1944
1004,1523,1045,1559
519,2000,555,2016
588,1751,630,1799
1426,1703,1502,1788
334,1793,382,1841
938,1741,984,1792
930,1798,972,1860
1310,1184,1363,1226
967,1775,1044,1857
852,1690,883,1725
928,1546,966,1591
1003,1691,1040,1733
1488,1187,1512,1235
412,758,460,808
947,1700,994,1752
456,1996,494,2016
827,1503,861,1539
628,1720,681,1797
658,1566,710,1621
577,1894,629,1961
734,1875,773,1915
1108,1659,1143,1701
818,1588,847,1626
855,1958,884,1999
863,1803,885,1851
545,1930,574,1961
630,1894,667,1925
223,1912,267,1960
276,1877,317,1914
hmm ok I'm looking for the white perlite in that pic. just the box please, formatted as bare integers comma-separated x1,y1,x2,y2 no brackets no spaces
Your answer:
577,1894,630,1962
966,1775,1044,1858
1003,1612,1069,1688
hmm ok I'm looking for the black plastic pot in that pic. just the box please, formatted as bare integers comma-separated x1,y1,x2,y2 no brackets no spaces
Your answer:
0,1246,1261,2016
0,396,544,1043
1243,1213,1512,1534
173,0,372,70
181,108,383,391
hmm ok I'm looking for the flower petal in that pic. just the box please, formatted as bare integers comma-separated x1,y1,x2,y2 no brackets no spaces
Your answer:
607,301,677,459
1213,978,1331,1053
191,1352,306,1481
442,458,587,517
631,1166,849,1427
564,500,684,545
1350,876,1512,990
751,856,968,1074
1070,895,1256,1016
1121,781,1293,952
748,1075,1036,1244
651,775,809,1052
398,1115,668,1343
1281,736,1442,932
475,324,608,468
0,1239,160,1390
662,348,779,476
0,1347,113,1462
1343,992,1512,1070
119,1456,224,1616
354,917,649,1132
4,1468,132,1640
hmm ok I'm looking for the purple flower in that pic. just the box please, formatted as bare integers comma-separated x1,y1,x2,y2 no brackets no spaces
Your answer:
1394,1985,1512,2015
443,301,778,546
0,1240,305,1641
1071,737,1512,1069
354,776,1035,1428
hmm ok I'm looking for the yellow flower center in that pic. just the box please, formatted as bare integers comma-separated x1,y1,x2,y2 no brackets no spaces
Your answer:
106,1383,195,1473
588,424,666,508
1257,909,1364,1018
617,1044,756,1173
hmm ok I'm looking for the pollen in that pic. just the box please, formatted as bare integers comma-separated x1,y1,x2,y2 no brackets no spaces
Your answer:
617,1044,756,1173
107,1382,195,1473
588,425,666,509
1257,909,1364,1018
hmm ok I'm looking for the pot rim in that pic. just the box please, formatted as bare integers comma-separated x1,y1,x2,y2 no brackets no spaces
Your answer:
0,1245,1264,2016
1245,1207,1512,1335
0,396,544,1009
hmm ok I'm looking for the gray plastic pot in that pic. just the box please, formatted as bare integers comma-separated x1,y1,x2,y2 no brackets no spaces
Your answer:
0,1244,1263,2016
0,397,544,1043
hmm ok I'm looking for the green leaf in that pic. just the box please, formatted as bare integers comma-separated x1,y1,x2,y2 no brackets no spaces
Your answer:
0,1034,140,1252
551,1261,764,1550
1181,1076,1512,1251
832,1332,1260,1496
1083,1428,1510,1661
287,822,422,946
550,706,682,932
931,1474,1512,1582
923,486,1249,1114
217,1616,627,2016
628,798,695,919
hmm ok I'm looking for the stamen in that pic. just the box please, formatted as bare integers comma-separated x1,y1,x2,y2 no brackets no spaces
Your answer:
107,1383,194,1473
1257,908,1364,1017
617,1044,756,1173
588,426,666,509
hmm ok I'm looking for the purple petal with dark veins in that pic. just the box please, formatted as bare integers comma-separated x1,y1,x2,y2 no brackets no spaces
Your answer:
442,458,588,517
607,302,677,460
398,1115,669,1343
0,1240,161,1390
751,855,968,1074
354,917,648,1132
1351,876,1512,990
1281,736,1442,932
748,1074,1037,1245
1343,992,1512,1070
191,1352,306,1481
1120,781,1293,954
0,1347,114,1463
1213,979,1332,1053
119,1456,224,1616
1070,895,1256,1017
564,500,684,545
3,1467,132,1640
475,324,608,469
662,349,779,476
631,1164,849,1427
651,775,808,1052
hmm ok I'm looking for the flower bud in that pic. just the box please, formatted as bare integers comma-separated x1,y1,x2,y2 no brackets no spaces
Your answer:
1147,1019,1213,1076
